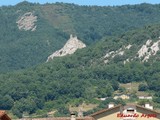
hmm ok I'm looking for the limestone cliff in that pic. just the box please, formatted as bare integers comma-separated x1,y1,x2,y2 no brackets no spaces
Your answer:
47,35,86,62
103,38,160,64
137,39,160,62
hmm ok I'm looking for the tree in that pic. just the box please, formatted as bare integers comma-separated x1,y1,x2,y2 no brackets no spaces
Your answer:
119,87,126,93
0,95,14,110
138,83,148,91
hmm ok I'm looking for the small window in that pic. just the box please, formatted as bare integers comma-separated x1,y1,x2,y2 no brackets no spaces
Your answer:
127,109,135,113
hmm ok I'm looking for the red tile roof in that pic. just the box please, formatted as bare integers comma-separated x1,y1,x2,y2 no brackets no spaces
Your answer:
90,105,122,117
136,104,160,114
0,110,11,120
0,110,5,118
90,104,160,117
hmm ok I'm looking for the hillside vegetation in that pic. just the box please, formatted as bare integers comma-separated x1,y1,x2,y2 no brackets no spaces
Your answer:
1,2,160,72
0,24,160,118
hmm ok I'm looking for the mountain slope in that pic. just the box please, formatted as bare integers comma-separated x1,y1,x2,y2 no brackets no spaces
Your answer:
1,2,160,72
0,24,160,117
0,2,68,73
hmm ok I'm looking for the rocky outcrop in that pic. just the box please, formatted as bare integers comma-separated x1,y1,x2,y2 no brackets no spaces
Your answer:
47,35,86,62
16,12,37,31
123,39,160,64
137,39,160,62
104,44,132,63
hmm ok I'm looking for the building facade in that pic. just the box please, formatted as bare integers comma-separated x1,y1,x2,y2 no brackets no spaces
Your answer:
90,104,160,120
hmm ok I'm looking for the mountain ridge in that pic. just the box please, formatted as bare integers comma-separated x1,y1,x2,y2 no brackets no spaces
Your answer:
1,2,160,72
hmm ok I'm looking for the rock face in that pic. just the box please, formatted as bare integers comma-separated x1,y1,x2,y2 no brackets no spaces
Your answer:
103,38,160,64
104,44,132,63
16,12,37,31
47,35,86,62
137,39,160,62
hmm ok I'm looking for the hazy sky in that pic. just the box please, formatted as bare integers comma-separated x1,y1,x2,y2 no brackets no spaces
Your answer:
0,0,160,6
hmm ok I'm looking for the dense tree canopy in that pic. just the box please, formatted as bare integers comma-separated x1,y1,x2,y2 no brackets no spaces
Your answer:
0,2,160,118
0,23,160,117
1,2,160,72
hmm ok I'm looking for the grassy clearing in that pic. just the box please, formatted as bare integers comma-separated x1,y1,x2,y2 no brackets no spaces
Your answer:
120,82,139,91
119,82,150,96
69,103,98,112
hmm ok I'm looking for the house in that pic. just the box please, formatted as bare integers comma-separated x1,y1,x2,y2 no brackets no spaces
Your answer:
0,110,11,120
113,94,130,100
138,96,153,100
90,103,160,120
18,103,160,120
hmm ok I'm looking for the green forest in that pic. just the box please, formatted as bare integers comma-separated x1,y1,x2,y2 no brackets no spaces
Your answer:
0,1,160,118
1,2,160,72
1,24,160,117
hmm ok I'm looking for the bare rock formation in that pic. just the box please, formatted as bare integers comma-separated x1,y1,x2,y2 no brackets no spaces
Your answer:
47,35,86,62
16,12,37,31
137,39,160,62
104,44,132,63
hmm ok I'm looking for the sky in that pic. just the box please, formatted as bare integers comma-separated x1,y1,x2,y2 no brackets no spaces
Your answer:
0,0,160,6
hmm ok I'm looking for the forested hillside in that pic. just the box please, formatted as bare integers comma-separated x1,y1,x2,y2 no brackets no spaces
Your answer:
0,24,160,118
1,1,160,72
